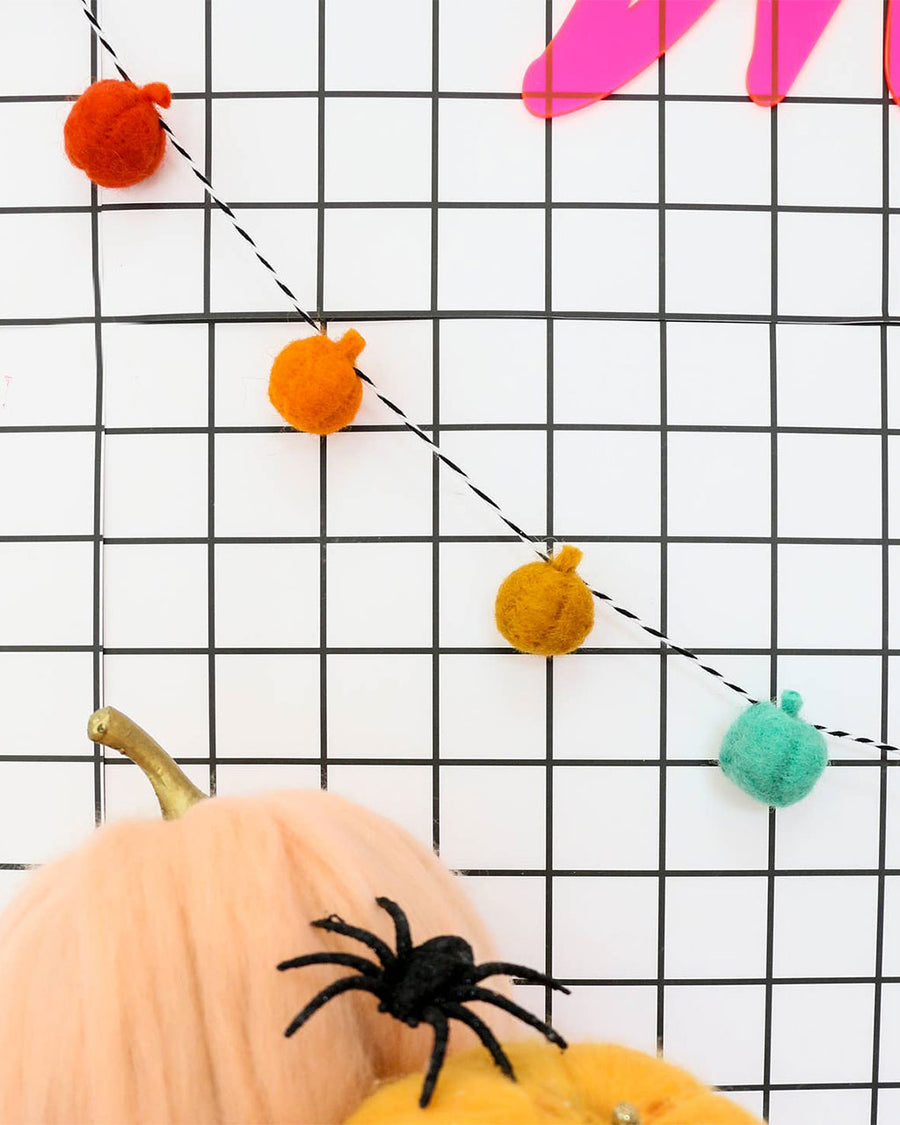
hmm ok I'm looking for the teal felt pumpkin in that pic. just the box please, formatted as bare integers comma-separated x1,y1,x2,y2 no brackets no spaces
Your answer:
718,690,828,807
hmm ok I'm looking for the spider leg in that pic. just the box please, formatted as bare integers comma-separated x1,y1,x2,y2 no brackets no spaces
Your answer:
471,961,571,994
450,986,568,1050
375,896,413,958
284,975,379,1038
418,1007,449,1109
442,1001,515,1081
276,951,381,977
310,915,395,968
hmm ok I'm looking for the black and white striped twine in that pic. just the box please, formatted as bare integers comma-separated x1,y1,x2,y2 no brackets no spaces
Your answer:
77,0,900,761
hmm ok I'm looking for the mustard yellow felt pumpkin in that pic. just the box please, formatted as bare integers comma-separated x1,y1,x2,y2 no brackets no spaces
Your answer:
344,1041,762,1125
0,708,501,1125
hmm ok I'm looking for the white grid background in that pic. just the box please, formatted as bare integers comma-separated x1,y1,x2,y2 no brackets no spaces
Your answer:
2,1,900,1121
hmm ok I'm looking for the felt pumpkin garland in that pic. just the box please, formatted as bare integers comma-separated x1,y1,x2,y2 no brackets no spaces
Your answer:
69,0,899,816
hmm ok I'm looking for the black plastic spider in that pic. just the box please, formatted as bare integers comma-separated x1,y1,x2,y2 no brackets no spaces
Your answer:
278,896,570,1107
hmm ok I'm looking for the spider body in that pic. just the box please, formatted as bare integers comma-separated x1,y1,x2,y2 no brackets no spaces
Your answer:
278,897,569,1107
377,934,476,1026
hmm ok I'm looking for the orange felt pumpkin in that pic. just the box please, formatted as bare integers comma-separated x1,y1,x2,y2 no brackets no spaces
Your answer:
64,79,171,188
0,708,502,1125
269,330,366,435
345,1041,762,1124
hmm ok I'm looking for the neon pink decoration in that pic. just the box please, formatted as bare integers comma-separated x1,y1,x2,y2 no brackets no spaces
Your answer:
522,1,717,118
888,1,900,106
746,1,844,107
523,0,900,117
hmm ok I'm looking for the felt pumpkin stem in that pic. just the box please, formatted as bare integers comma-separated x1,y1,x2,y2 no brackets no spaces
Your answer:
87,706,207,820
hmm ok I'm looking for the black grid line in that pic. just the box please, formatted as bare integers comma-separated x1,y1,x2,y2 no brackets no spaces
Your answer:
761,53,780,1120
26,533,900,548
513,975,900,988
88,0,104,828
7,88,900,106
655,28,669,1058
7,532,900,546
542,0,555,1033
9,854,896,877
19,198,900,216
11,422,900,436
317,0,328,794
6,309,900,326
8,644,900,661
430,0,441,856
12,198,900,216
204,0,217,797
871,5,893,1119
1,754,896,771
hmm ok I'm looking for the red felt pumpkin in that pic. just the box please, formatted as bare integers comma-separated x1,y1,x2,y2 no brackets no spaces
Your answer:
64,79,171,188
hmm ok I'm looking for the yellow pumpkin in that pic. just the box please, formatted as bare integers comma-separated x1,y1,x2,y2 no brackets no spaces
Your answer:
345,1041,762,1125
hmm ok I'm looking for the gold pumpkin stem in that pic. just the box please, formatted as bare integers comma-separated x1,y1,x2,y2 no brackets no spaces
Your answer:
87,706,207,820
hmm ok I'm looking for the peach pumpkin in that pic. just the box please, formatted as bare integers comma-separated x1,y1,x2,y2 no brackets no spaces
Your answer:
0,708,501,1125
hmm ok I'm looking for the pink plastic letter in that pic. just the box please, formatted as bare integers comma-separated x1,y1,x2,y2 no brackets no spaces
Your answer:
887,0,900,106
522,0,719,118
746,0,845,106
523,0,859,118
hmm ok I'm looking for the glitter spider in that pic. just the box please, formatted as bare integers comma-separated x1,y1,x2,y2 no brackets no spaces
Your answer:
278,896,570,1107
